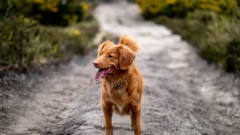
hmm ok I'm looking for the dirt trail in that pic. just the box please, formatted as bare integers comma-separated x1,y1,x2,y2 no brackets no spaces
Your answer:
1,2,240,135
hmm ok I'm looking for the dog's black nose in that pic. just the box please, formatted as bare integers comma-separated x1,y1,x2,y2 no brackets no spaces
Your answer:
93,61,98,67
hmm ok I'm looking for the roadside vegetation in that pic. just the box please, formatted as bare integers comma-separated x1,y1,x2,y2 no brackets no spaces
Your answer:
0,0,98,70
137,0,240,75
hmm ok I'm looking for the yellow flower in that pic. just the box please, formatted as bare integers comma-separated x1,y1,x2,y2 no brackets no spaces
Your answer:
34,0,44,4
81,3,89,12
24,18,31,24
73,29,81,35
46,1,59,12
167,0,176,5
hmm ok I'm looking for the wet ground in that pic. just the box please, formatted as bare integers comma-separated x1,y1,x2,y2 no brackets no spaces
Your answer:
1,2,240,135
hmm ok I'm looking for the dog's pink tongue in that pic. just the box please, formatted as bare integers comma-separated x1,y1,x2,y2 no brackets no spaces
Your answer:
95,70,105,81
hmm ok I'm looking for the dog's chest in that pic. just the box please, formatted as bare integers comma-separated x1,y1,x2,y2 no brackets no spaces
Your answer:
105,79,129,113
106,79,128,97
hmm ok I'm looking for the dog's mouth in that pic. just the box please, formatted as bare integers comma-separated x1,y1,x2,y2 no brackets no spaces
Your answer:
95,66,114,81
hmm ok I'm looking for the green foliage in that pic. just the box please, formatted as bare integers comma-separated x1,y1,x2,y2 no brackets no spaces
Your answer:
0,0,94,26
137,0,240,75
58,19,99,54
0,16,98,68
153,10,240,75
205,15,240,73
0,16,62,67
224,40,240,73
0,0,98,69
137,0,239,18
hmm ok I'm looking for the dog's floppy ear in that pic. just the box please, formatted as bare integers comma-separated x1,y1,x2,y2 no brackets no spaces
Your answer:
119,35,139,52
98,40,113,56
118,45,136,70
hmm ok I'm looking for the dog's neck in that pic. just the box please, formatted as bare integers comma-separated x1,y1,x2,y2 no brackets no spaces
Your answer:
106,70,129,86
106,69,128,80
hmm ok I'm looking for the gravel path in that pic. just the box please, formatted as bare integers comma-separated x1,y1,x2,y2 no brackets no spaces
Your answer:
1,2,240,135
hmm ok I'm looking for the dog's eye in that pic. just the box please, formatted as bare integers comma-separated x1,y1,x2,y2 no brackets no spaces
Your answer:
108,55,113,58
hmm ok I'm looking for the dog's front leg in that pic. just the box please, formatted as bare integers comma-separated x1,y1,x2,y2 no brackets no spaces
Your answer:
102,102,113,135
131,104,141,135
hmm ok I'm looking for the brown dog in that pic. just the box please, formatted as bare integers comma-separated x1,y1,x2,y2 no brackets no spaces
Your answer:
93,35,143,135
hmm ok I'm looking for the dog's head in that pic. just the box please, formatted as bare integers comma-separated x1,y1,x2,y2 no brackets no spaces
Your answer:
93,36,139,81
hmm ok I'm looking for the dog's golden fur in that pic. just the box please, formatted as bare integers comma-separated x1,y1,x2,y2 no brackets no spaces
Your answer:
94,35,143,135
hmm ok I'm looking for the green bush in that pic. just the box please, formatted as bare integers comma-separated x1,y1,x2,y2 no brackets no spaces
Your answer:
224,40,240,73
0,16,62,67
0,16,98,68
0,0,98,69
204,15,240,73
137,0,240,75
152,10,240,75
57,19,99,54
0,0,94,26
137,0,239,18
